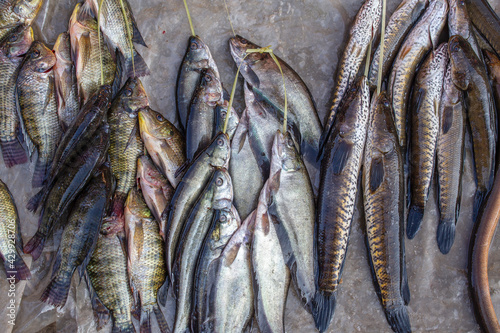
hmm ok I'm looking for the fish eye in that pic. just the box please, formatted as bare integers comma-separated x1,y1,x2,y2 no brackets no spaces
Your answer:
240,38,248,45
383,100,390,107
219,214,227,222
216,177,223,186
220,110,227,118
453,44,461,52
32,49,40,58
190,42,198,50
287,137,294,147
156,113,164,121
9,34,19,42
205,74,212,82
216,138,224,146
125,88,133,96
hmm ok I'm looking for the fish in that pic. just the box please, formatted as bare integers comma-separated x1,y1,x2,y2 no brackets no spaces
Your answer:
262,130,316,307
320,0,381,151
407,43,449,239
0,26,33,167
363,92,411,333
244,82,282,179
40,164,114,307
86,228,136,333
185,68,223,161
69,3,116,106
108,78,148,223
228,108,264,221
24,124,110,260
252,172,291,333
483,49,500,125
465,0,500,56
436,62,466,254
87,0,150,80
368,0,428,89
176,35,219,132
313,76,370,332
191,205,241,332
388,0,448,149
138,106,186,188
136,155,174,238
0,179,30,282
0,0,43,42
17,41,62,188
215,99,239,142
449,0,483,60
201,210,255,333
449,35,496,220
124,188,169,333
165,132,230,278
27,85,112,213
229,35,323,173
53,32,80,132
172,168,233,333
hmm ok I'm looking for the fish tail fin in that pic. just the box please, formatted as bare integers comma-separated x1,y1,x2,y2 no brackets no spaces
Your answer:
23,231,46,260
473,190,487,222
436,220,456,254
121,49,150,81
312,291,336,332
26,189,44,212
140,309,151,333
385,306,411,333
406,205,424,239
40,274,72,307
157,277,169,307
1,139,27,168
32,156,50,188
111,313,135,333
153,305,169,333
4,254,31,281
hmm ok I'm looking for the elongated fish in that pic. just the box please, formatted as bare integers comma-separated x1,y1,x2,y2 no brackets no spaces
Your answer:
186,68,223,161
24,125,110,260
124,188,169,333
229,35,323,172
363,92,410,333
177,35,219,132
0,26,33,167
138,107,186,188
484,50,500,127
407,43,449,239
0,179,30,282
368,0,428,89
314,77,370,332
436,62,465,254
53,32,79,132
321,0,381,151
449,0,483,60
40,164,113,307
108,78,148,222
136,155,174,239
17,41,62,188
388,0,448,149
465,0,500,56
172,169,233,333
202,210,255,333
165,133,230,278
0,0,42,42
449,35,496,220
192,205,240,332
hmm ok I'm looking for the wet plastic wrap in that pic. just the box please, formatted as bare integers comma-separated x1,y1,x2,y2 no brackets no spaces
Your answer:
2,0,500,332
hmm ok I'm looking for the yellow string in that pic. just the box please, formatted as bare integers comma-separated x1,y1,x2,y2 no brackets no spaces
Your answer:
98,0,105,85
183,0,196,36
118,0,135,77
223,0,236,36
377,0,386,95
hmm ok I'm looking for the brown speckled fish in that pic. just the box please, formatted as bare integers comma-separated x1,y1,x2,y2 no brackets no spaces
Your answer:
436,62,465,254
407,43,449,239
388,0,448,150
124,188,169,333
17,41,62,188
0,26,33,167
449,35,496,220
363,92,410,333
314,76,370,332
449,0,483,60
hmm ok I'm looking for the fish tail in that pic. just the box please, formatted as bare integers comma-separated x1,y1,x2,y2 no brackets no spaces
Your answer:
23,231,46,260
153,305,169,333
112,312,135,333
26,189,44,212
473,189,487,222
311,291,336,332
385,306,412,333
140,310,151,333
406,205,424,239
121,49,150,81
40,274,72,307
436,220,456,255
32,156,50,188
1,139,27,168
4,254,31,282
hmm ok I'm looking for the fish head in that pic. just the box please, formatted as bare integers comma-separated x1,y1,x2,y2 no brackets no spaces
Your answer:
448,35,473,91
199,68,223,105
13,0,43,23
185,35,215,70
125,187,152,219
207,132,230,169
416,43,449,85
215,101,239,138
211,206,241,249
137,155,167,190
370,92,398,154
2,26,33,59
448,0,468,28
272,130,302,173
229,35,264,87
53,32,72,64
138,107,180,142
211,168,233,210
23,41,56,74
119,77,150,113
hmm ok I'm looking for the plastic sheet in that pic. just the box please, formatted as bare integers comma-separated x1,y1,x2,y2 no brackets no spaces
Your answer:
1,0,500,332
